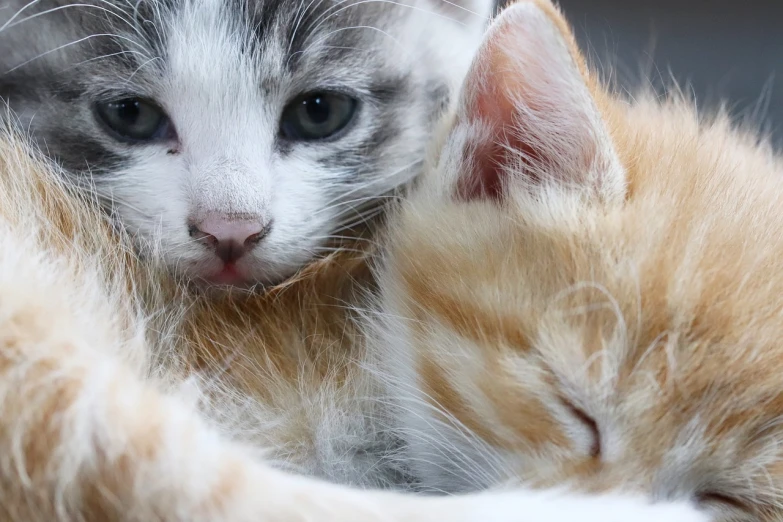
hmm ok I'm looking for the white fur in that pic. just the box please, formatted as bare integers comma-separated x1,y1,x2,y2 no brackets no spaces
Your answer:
0,0,493,286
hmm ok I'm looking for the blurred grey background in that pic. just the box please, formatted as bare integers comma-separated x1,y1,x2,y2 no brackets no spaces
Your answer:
497,0,783,143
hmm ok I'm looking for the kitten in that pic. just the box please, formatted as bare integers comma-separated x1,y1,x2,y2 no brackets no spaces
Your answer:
372,0,783,520
0,110,706,520
0,0,489,287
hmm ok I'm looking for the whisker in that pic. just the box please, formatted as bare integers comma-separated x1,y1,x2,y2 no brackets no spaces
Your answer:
5,32,148,74
309,0,472,47
67,49,149,70
298,25,401,63
124,55,163,84
3,2,135,34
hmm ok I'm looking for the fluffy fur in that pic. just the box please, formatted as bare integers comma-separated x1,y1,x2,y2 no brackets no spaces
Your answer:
0,0,754,519
0,0,490,286
0,111,705,520
372,1,783,520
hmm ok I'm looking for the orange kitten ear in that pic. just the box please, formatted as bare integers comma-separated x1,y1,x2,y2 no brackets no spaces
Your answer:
454,0,624,204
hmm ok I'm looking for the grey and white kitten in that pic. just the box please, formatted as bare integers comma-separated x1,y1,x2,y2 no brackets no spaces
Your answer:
0,0,491,286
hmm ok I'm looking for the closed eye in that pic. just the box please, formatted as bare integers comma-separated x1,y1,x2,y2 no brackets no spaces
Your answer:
560,397,601,458
696,491,749,514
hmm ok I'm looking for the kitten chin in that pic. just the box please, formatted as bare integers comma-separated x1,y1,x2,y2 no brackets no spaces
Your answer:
0,0,492,287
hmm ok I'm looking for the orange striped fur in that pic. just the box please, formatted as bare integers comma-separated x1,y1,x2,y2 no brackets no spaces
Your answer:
373,1,783,520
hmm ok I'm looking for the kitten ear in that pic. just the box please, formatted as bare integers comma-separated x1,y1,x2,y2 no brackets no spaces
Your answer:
454,0,625,204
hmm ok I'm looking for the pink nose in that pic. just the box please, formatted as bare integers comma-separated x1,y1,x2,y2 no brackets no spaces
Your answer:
189,215,272,264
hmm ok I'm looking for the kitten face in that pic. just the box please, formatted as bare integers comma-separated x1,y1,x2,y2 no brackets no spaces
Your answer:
376,1,783,519
0,0,489,287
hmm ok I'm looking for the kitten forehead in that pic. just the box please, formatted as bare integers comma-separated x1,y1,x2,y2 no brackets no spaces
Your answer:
0,0,419,92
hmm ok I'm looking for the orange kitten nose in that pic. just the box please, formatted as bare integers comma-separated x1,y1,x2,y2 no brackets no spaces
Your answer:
189,214,272,263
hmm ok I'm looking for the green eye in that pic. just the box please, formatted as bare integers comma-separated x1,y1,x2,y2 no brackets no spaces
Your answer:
95,97,173,142
279,92,358,141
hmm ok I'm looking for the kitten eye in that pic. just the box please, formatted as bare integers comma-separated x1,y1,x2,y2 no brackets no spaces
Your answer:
95,97,173,143
696,492,748,513
279,91,358,141
560,398,601,458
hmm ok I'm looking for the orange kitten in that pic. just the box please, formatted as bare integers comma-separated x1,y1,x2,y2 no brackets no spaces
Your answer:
373,1,782,520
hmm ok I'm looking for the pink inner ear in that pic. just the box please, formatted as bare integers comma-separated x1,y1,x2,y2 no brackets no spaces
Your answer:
456,137,505,202
455,127,547,202
451,2,619,204
453,21,550,203
454,52,546,203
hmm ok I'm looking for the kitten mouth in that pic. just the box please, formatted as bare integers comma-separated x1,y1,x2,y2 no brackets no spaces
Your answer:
201,263,251,287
